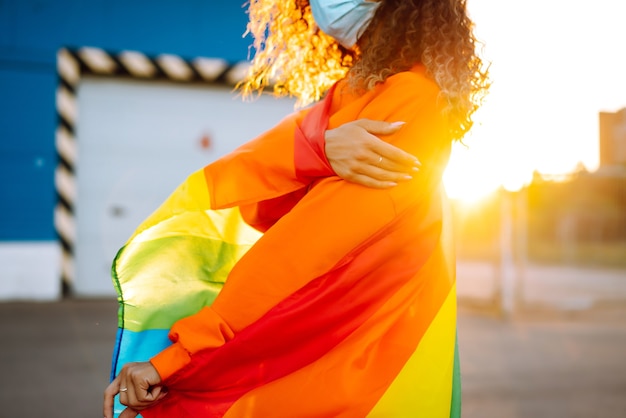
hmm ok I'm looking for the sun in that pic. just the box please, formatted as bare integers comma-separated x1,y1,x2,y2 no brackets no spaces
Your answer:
443,144,499,203
443,133,533,204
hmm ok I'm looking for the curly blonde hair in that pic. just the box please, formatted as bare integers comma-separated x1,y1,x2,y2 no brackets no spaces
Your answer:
239,0,489,141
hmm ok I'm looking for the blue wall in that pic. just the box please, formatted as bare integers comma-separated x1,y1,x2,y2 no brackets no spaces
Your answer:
0,0,250,240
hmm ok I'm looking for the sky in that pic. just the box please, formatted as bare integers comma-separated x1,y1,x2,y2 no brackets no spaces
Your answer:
444,0,626,200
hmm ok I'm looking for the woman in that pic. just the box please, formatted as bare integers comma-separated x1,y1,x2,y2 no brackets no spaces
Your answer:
104,0,489,417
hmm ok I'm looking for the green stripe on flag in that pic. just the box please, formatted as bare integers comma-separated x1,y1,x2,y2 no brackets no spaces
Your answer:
113,235,252,332
449,332,461,418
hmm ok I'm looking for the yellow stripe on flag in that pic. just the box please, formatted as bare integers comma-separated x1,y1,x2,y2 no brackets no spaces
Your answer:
128,169,261,247
367,284,457,418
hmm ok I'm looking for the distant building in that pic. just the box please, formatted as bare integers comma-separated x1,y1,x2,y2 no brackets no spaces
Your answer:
599,108,626,167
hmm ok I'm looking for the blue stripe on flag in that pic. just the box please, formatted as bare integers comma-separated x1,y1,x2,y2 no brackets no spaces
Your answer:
111,328,171,418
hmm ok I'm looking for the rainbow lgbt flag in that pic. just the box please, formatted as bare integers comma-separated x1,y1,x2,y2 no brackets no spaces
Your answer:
110,169,262,416
110,67,461,417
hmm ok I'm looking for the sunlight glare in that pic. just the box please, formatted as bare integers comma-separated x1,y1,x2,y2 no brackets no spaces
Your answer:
444,142,500,203
445,0,626,202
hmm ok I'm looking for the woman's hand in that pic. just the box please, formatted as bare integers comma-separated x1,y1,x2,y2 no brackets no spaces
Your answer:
103,362,167,418
325,119,421,188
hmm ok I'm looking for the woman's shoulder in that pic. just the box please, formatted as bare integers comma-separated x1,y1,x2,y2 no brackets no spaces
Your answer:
367,65,442,115
383,65,440,95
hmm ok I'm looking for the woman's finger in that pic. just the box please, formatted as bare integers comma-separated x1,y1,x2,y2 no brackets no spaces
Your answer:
358,163,413,184
147,385,169,403
119,407,140,418
354,118,404,135
334,150,414,185
122,377,153,410
359,150,416,181
349,173,398,189
119,377,133,406
353,119,419,168
375,154,418,177
103,376,121,418
370,138,421,169
355,121,420,171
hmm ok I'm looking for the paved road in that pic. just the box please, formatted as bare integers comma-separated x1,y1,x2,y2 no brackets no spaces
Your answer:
458,307,626,418
1,298,625,418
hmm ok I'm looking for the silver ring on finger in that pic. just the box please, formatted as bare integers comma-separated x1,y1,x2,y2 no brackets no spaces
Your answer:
120,387,128,392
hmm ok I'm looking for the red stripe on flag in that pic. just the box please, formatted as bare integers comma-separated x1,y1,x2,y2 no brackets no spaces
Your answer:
142,200,444,418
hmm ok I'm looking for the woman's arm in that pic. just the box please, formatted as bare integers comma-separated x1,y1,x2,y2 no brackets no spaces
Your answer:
226,96,422,232
293,82,422,189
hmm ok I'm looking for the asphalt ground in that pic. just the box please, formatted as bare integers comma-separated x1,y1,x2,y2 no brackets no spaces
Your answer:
1,298,625,418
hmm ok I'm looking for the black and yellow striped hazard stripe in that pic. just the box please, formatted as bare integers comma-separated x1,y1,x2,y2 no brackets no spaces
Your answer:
54,47,249,295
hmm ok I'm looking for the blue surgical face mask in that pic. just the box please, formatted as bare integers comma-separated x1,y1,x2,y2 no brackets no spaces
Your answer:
309,0,382,49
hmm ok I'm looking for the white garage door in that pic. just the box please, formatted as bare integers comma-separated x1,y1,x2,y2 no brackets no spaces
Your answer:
74,77,295,296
